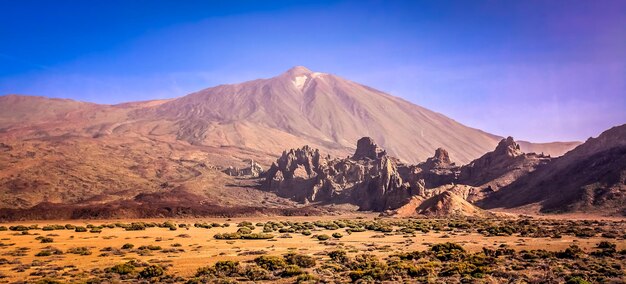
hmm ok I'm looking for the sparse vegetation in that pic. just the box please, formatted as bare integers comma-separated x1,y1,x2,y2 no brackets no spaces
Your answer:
0,217,623,283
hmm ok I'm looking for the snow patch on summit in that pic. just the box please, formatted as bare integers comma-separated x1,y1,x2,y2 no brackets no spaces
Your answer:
293,75,308,90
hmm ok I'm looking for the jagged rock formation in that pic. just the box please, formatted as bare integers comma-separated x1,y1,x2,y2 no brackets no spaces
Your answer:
458,137,551,193
264,138,415,211
406,148,459,189
352,137,387,160
223,159,264,177
263,135,558,215
482,124,626,215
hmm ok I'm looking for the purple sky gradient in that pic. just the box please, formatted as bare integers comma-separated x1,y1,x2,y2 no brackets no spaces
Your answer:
0,0,624,142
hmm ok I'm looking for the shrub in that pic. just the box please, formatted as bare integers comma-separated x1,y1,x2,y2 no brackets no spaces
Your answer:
597,241,616,249
332,232,343,239
64,224,75,230
35,247,63,257
237,227,253,234
281,265,304,277
241,233,274,240
139,265,164,278
138,245,161,251
296,273,318,283
40,237,54,243
284,253,316,268
89,228,102,233
349,254,381,270
317,234,330,241
67,247,91,255
214,233,241,240
329,250,348,263
213,260,240,277
431,242,467,261
126,223,146,231
107,262,135,275
9,225,29,231
0,226,7,231
254,255,286,271
556,245,584,259
74,226,87,232
574,228,596,238
244,265,271,281
121,243,134,250
592,241,617,257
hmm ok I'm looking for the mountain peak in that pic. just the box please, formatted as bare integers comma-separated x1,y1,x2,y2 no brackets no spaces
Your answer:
285,66,313,76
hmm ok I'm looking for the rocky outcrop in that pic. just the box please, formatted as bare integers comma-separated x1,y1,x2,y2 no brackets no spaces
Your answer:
224,159,264,177
458,137,551,192
263,138,414,211
406,148,459,189
482,124,626,215
352,137,386,160
262,136,552,214
414,191,492,217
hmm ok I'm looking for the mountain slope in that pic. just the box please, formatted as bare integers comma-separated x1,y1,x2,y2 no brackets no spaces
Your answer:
481,124,626,215
0,67,577,165
137,66,577,164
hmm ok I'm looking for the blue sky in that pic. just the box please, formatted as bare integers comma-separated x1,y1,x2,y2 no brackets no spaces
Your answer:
1,0,625,142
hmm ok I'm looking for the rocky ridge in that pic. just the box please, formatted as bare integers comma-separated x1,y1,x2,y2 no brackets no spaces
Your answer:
263,135,553,215
482,124,626,215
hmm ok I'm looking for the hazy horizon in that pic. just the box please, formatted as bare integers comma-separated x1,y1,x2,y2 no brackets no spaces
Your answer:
1,0,625,143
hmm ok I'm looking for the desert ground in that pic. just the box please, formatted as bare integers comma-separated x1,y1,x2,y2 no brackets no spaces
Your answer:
0,214,624,283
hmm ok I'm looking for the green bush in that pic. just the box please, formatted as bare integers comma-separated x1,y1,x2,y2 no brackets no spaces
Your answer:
67,247,92,255
9,225,29,231
431,242,467,261
125,223,146,231
281,265,304,277
138,245,161,251
296,273,318,283
35,247,63,257
121,243,134,250
284,253,316,268
317,234,330,241
254,255,287,271
556,245,584,259
107,262,135,275
74,226,87,232
139,265,164,278
237,227,253,234
213,260,240,277
241,233,274,240
332,232,343,239
214,232,241,240
329,250,348,263
40,237,54,243
244,265,271,281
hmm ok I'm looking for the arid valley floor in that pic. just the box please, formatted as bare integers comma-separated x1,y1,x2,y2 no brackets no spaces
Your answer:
0,214,624,283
